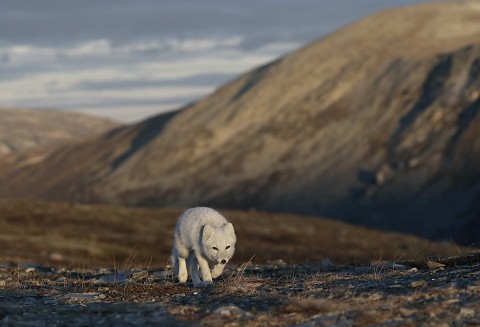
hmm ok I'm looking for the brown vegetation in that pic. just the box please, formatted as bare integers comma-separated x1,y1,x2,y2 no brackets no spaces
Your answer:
0,200,465,268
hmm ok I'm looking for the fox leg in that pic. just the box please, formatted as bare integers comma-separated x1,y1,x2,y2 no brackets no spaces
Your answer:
196,255,213,287
171,255,178,276
187,252,201,287
177,256,188,283
211,264,225,279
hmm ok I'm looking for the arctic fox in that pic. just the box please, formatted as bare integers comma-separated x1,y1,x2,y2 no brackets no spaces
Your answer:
172,207,236,287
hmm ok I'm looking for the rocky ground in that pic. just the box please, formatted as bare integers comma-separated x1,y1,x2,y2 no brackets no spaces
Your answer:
1,254,480,326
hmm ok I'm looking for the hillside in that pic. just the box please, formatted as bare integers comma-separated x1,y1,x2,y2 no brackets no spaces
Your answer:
0,1,480,244
0,200,462,267
0,108,120,156
0,199,477,326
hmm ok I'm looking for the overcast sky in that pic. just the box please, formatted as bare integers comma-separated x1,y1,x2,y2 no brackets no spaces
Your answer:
0,0,439,122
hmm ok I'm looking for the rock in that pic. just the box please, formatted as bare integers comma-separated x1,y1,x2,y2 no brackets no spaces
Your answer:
460,308,475,318
375,164,395,185
407,158,420,168
427,261,446,269
60,293,101,303
388,284,403,289
398,308,415,316
49,252,63,262
368,293,383,301
212,305,253,320
172,293,186,299
409,280,426,288
20,264,55,275
130,270,149,281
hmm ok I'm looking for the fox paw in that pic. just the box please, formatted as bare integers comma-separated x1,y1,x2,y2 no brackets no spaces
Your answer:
178,273,188,284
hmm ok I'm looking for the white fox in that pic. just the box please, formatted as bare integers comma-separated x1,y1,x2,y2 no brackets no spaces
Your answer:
172,207,236,287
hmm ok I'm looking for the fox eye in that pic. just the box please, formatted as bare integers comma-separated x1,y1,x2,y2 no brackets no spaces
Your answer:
212,247,218,251
226,245,231,250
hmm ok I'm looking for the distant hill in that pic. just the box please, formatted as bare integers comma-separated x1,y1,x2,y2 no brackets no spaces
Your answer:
0,1,480,245
0,108,120,156
0,200,464,267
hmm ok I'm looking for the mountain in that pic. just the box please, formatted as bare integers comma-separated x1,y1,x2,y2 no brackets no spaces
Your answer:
0,108,120,156
1,1,480,244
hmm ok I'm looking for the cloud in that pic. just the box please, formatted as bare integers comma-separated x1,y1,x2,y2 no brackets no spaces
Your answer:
0,0,442,122
72,73,235,91
0,36,247,66
0,37,286,122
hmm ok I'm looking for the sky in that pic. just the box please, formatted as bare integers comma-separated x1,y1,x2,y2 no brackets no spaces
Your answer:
0,0,440,123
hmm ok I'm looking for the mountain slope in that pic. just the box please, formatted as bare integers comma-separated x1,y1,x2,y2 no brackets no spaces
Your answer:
1,1,480,244
0,108,120,156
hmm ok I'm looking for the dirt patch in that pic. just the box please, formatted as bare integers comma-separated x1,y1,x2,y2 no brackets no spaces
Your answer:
1,254,480,326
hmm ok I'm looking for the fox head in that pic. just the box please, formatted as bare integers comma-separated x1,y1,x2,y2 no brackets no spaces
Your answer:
201,223,236,265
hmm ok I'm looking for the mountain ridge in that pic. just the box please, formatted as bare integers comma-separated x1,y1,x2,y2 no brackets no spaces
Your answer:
1,1,480,244
0,108,120,156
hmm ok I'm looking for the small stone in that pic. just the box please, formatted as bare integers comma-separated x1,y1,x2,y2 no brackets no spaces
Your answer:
218,308,231,316
409,280,426,288
399,308,415,316
467,285,480,292
388,284,403,289
95,294,107,300
0,280,5,287
408,158,419,168
20,264,54,275
368,293,383,301
49,252,63,262
267,259,287,266
173,293,186,298
130,270,148,281
213,305,245,318
460,308,475,317
61,293,100,303
375,164,394,184
427,261,446,269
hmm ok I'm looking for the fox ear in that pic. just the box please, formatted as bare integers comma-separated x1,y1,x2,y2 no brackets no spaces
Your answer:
203,225,214,241
225,223,236,239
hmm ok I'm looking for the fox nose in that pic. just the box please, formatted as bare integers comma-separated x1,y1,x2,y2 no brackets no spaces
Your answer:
221,260,226,264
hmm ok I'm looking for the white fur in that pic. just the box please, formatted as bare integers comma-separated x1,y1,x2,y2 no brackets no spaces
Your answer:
172,207,236,287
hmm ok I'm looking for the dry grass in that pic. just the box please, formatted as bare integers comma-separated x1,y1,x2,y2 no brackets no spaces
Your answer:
0,199,468,269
